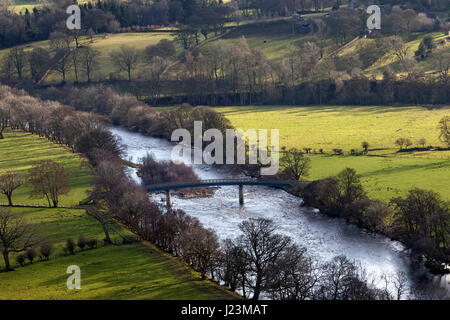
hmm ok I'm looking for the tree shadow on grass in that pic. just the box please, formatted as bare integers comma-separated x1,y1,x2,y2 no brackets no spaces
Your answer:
361,159,450,178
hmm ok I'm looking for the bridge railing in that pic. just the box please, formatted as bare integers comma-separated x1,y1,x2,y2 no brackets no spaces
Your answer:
145,178,295,191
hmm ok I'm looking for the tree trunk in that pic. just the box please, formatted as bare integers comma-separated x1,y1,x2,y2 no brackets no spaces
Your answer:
252,274,262,300
0,132,4,139
2,250,12,271
241,275,246,298
6,194,12,206
102,222,112,245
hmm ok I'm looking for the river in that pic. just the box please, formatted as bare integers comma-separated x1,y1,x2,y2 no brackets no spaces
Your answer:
110,126,449,299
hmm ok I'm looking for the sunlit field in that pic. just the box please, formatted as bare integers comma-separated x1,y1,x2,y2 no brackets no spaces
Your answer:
0,131,92,207
88,32,174,80
214,105,450,201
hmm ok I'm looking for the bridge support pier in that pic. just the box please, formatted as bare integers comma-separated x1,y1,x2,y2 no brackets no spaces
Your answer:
239,185,244,205
166,190,172,208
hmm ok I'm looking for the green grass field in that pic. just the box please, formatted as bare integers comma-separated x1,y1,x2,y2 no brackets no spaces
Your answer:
88,33,174,80
214,105,450,201
0,131,92,206
9,0,42,14
0,131,238,300
202,19,334,62
0,240,238,299
363,32,450,77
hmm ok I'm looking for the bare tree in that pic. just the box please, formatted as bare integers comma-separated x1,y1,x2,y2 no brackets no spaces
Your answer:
79,46,99,82
0,208,39,271
436,53,450,85
438,116,449,147
7,48,27,80
179,226,219,280
28,160,71,207
395,137,406,150
218,239,249,295
85,203,112,245
0,170,25,206
381,271,409,300
28,48,51,83
416,138,426,148
140,56,170,101
280,148,311,181
238,218,292,300
315,255,377,300
109,45,140,81
0,99,10,139
388,36,409,68
266,244,320,300
50,31,74,82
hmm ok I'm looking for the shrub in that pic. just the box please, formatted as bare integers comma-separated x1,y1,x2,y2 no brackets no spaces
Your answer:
404,138,413,149
77,236,87,251
16,253,26,267
396,138,412,150
361,141,369,153
416,138,426,148
88,238,98,249
25,248,37,264
332,148,343,155
347,199,391,232
66,238,76,255
395,138,404,150
40,241,53,260
122,235,137,245
138,154,200,185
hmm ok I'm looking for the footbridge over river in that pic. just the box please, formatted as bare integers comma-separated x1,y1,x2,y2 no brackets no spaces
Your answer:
145,179,296,207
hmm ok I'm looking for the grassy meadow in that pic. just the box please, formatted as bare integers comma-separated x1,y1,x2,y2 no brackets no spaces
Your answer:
88,33,174,80
363,32,450,77
214,105,450,201
203,19,333,62
0,242,240,299
0,130,238,300
0,131,92,206
9,0,42,14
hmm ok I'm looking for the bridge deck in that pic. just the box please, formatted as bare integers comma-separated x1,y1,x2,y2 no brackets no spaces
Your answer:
145,178,295,192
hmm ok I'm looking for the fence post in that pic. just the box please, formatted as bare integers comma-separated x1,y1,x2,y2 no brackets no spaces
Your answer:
239,185,244,205
166,190,172,208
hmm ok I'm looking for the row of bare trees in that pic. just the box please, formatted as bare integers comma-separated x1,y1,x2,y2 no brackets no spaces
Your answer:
1,31,100,84
37,85,233,142
0,85,122,162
